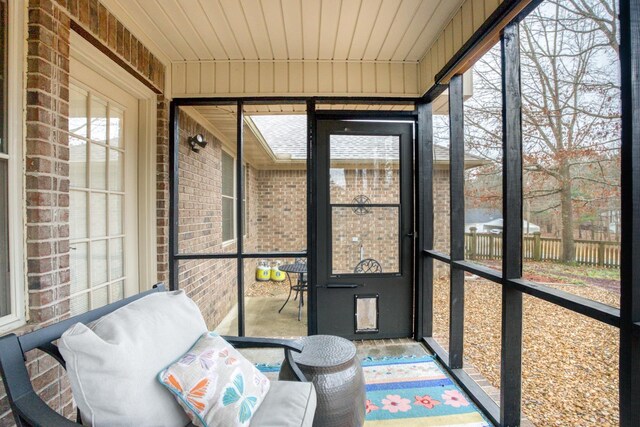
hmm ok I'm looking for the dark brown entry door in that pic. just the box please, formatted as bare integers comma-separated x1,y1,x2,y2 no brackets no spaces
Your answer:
315,120,413,340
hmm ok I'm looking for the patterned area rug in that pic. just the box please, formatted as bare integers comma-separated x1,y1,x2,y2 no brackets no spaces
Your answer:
362,356,490,426
257,355,491,426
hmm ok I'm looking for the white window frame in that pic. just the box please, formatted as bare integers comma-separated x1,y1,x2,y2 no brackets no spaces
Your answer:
221,148,236,245
0,0,26,334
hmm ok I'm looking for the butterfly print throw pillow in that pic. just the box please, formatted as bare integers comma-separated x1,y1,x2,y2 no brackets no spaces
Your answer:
158,332,270,427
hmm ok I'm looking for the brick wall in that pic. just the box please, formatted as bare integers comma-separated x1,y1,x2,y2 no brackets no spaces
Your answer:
175,109,254,328
1,0,167,425
433,168,451,276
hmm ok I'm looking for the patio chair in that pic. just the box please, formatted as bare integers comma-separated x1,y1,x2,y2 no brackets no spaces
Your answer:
354,258,383,274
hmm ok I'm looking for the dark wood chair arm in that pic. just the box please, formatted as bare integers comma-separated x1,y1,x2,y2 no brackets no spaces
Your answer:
222,336,308,382
13,393,81,427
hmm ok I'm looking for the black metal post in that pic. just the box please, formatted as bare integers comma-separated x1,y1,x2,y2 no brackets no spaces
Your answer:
307,99,317,335
169,101,179,290
448,75,465,369
500,21,523,427
619,0,640,425
236,100,245,336
416,102,434,339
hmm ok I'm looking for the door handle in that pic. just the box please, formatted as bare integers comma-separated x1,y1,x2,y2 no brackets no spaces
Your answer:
323,283,363,289
405,232,414,238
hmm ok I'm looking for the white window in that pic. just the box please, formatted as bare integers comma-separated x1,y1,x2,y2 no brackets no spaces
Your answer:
0,0,25,332
221,151,235,243
221,152,248,244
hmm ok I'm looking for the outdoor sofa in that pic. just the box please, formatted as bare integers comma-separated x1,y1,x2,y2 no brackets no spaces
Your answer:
0,284,317,426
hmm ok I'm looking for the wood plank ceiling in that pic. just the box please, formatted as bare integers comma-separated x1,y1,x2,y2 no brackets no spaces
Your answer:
101,0,465,63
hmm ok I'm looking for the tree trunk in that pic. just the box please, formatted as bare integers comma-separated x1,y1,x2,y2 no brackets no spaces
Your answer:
560,163,575,262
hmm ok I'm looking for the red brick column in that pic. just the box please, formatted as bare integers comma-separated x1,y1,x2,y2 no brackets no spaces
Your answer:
25,0,71,325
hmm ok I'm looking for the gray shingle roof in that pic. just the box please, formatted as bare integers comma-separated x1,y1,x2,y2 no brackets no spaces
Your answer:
248,115,482,165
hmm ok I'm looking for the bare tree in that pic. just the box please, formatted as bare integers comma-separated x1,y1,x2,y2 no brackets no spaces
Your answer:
462,0,621,261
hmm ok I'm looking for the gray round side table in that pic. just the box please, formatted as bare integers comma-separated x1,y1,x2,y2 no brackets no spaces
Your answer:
279,335,366,427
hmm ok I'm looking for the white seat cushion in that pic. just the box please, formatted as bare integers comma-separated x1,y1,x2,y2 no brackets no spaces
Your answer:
59,290,208,427
249,381,316,427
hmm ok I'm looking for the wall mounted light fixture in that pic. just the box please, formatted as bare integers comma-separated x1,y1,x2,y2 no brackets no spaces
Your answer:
188,134,208,152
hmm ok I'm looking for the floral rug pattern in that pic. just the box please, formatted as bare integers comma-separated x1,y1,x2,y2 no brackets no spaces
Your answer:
257,355,491,426
362,356,491,426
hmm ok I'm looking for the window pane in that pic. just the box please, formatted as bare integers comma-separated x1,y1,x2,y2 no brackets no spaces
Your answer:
520,0,621,308
69,136,87,188
243,107,308,253
111,280,124,301
70,242,88,294
433,108,450,255
91,240,108,287
90,96,107,143
0,159,9,317
110,237,124,280
90,193,107,237
109,194,123,235
90,143,106,190
109,106,123,148
432,260,450,351
177,105,238,254
109,149,123,191
222,151,234,197
329,134,399,204
69,86,88,138
331,207,398,275
463,43,503,271
522,297,619,424
222,197,234,242
179,259,238,335
92,285,109,309
70,190,87,239
70,293,89,316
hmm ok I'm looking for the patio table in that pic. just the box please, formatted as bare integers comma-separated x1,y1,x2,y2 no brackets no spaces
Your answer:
278,262,308,321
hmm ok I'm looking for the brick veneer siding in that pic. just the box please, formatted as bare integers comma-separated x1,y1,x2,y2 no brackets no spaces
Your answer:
0,0,167,425
433,168,451,277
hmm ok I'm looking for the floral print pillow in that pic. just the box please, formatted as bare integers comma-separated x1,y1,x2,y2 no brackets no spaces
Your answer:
158,332,270,427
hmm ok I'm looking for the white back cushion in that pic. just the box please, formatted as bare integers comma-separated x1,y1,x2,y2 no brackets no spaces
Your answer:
59,290,208,427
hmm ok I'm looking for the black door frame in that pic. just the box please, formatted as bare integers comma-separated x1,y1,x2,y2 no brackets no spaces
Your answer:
313,119,415,339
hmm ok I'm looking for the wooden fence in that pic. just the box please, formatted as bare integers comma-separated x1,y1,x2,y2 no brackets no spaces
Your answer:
465,231,621,268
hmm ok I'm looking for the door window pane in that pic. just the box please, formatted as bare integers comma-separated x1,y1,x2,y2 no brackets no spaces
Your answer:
330,135,399,204
70,242,88,294
90,96,107,143
110,238,124,280
331,207,398,275
90,143,107,190
69,136,87,187
110,194,123,235
109,149,123,191
109,106,123,148
69,86,88,138
70,191,87,239
91,240,108,287
90,193,107,237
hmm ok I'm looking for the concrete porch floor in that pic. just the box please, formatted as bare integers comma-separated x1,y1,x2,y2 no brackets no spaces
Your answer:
215,295,308,337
